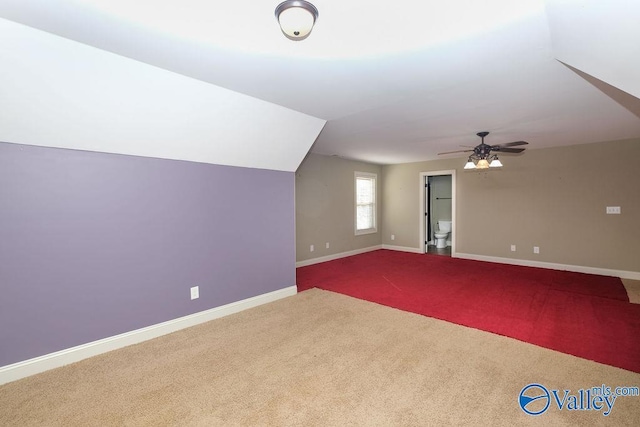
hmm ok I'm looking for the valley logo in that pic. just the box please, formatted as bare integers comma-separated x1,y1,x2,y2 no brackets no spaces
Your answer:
518,383,639,417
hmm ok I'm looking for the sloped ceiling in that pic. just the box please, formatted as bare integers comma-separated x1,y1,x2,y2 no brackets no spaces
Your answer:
0,17,325,173
545,0,640,100
0,0,638,168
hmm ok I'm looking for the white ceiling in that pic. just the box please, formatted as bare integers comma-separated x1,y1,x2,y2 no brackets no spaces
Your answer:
1,0,639,168
0,17,325,172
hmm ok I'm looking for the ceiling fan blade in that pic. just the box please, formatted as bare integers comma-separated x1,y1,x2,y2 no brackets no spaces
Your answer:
496,141,528,147
493,147,525,153
437,149,474,155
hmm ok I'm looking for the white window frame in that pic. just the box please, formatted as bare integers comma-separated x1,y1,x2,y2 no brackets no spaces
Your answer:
354,171,377,235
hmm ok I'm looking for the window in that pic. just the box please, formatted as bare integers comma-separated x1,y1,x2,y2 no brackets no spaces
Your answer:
355,172,377,235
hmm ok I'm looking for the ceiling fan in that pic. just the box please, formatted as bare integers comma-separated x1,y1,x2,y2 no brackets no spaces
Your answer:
438,131,528,169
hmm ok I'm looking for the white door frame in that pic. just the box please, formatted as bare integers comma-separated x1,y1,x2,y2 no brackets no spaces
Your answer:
419,170,456,256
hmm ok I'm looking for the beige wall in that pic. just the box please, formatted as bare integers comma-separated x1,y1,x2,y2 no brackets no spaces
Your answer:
296,154,382,262
382,157,460,249
382,138,640,273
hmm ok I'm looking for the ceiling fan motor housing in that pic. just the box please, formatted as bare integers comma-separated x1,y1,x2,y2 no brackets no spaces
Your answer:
472,132,491,158
473,144,493,157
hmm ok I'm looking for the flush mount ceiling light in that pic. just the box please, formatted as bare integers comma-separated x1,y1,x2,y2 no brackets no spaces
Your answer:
275,0,319,41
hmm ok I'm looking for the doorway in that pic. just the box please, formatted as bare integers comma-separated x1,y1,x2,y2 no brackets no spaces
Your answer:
419,170,456,256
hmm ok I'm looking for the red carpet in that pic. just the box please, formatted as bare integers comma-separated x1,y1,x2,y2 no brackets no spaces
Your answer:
296,250,640,373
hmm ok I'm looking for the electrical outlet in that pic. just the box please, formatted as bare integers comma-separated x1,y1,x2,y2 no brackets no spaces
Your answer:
533,246,540,254
326,242,330,249
190,286,199,300
510,245,516,252
310,244,314,252
391,234,395,241
606,206,621,214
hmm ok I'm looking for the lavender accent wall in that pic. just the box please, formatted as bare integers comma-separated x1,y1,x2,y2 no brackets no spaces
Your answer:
0,142,295,366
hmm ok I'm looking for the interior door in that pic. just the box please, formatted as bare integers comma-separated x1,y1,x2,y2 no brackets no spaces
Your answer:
424,177,430,252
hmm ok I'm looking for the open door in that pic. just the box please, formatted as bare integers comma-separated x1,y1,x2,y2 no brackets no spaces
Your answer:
424,177,430,253
419,170,456,257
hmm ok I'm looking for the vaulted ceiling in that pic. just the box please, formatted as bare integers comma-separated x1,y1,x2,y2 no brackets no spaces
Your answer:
1,0,639,171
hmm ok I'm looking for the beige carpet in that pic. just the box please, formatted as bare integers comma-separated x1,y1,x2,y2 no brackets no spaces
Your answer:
622,279,640,304
1,289,639,426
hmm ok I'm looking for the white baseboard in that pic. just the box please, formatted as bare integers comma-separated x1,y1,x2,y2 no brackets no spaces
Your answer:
296,245,424,268
381,244,423,254
455,253,640,280
296,245,382,267
0,285,297,386
296,245,638,280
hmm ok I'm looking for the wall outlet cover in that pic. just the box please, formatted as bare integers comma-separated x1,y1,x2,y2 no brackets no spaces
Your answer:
190,286,199,300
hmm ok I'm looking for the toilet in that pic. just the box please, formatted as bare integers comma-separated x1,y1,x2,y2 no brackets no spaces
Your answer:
434,220,452,249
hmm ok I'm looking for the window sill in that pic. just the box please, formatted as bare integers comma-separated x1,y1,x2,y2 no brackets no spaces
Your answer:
355,228,377,236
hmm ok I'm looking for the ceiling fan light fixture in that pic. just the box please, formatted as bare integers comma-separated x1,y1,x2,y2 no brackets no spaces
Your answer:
476,159,490,169
489,157,503,168
275,1,319,41
440,132,528,171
